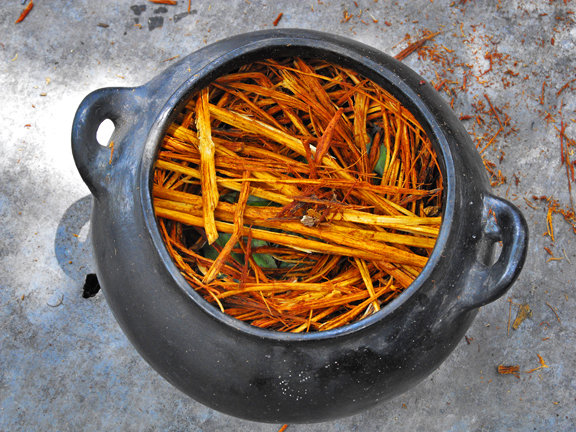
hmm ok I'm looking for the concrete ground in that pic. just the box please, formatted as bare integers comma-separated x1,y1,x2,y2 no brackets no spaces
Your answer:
1,1,575,431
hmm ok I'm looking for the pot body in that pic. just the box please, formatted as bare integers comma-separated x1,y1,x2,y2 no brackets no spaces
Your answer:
72,29,528,423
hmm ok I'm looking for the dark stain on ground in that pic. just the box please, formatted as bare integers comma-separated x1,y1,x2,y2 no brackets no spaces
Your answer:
148,16,164,31
174,11,195,23
130,4,146,15
154,7,168,14
174,12,187,23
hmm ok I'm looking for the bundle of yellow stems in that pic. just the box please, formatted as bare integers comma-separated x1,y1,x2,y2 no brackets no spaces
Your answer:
153,58,443,332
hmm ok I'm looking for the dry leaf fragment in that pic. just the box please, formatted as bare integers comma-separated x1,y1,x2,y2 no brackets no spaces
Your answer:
497,365,520,376
512,303,532,330
15,1,33,24
525,354,549,373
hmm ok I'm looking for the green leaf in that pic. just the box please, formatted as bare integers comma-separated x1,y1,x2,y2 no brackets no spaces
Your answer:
201,244,220,261
247,195,275,206
250,239,268,248
250,239,277,269
220,191,239,204
201,233,245,265
374,145,387,177
252,253,277,269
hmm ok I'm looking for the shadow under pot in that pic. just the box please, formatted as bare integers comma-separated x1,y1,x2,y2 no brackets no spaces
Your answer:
71,29,528,424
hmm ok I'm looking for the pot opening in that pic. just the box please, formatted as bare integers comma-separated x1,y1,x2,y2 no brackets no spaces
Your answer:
150,53,445,333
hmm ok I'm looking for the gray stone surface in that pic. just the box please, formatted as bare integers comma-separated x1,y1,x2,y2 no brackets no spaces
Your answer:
1,1,575,431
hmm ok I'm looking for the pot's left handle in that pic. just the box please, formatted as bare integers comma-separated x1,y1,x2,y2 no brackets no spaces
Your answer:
71,87,137,196
459,194,528,311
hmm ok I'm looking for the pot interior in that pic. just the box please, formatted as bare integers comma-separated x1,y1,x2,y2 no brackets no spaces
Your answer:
144,42,454,339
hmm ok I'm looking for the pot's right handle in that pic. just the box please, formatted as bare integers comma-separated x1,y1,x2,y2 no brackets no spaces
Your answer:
460,194,528,311
71,87,138,196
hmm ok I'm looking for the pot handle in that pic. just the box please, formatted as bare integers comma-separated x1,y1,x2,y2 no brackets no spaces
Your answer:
71,87,137,196
460,194,528,311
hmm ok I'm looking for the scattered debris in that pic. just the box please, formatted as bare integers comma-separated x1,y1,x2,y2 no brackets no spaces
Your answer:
512,304,532,330
394,31,441,61
506,298,515,336
47,295,64,308
108,141,115,165
533,196,576,235
162,55,180,62
148,0,177,5
557,78,576,96
557,114,575,210
479,94,503,154
15,1,33,24
498,354,549,376
525,354,549,373
545,302,561,324
273,12,284,27
342,10,353,23
497,365,520,377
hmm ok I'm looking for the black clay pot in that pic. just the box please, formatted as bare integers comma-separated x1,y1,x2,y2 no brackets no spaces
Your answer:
71,29,528,423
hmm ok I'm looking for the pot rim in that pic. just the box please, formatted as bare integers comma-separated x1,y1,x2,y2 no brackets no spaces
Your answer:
139,30,456,341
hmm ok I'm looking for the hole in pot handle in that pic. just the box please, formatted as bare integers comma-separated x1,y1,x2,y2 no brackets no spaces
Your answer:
71,87,135,196
461,194,528,311
96,118,116,147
